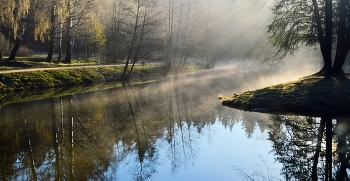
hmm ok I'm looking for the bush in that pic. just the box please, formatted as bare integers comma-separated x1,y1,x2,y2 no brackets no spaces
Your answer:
16,46,33,57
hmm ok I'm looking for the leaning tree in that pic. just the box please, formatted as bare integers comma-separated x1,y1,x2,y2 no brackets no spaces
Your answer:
267,0,350,75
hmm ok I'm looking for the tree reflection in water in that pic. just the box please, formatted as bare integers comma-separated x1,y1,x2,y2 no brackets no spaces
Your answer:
268,115,350,181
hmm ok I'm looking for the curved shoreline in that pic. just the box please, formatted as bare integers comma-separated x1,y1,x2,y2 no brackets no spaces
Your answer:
221,74,350,117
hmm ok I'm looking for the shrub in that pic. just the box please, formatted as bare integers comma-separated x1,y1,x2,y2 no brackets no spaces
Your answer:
16,46,33,57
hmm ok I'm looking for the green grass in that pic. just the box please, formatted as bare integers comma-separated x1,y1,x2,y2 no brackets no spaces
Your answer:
0,57,104,70
0,64,165,93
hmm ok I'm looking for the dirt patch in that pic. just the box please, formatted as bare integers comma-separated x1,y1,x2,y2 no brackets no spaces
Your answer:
221,74,350,117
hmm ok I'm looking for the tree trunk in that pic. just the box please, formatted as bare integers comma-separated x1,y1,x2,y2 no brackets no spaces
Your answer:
46,1,56,63
312,0,332,75
64,32,72,63
126,6,147,79
324,0,333,75
0,51,3,59
57,21,63,63
121,0,141,80
47,39,55,62
332,0,346,74
63,1,72,64
8,14,28,61
8,38,22,61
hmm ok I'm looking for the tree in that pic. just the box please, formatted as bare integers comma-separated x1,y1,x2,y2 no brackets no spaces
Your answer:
111,0,163,80
77,15,106,59
8,13,28,61
267,0,350,75
161,0,204,70
62,0,99,64
31,0,60,62
0,0,31,60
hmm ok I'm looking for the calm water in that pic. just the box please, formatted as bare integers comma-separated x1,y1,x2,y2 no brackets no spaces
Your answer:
0,61,349,180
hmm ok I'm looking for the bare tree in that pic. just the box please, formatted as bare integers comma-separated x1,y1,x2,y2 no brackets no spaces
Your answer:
115,0,163,80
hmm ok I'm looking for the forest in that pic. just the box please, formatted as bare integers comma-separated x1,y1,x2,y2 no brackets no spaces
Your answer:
0,0,270,70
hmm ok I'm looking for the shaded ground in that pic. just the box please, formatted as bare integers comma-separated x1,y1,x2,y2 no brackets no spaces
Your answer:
221,74,350,117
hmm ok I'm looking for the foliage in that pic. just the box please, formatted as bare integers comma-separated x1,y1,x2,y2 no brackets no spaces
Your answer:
81,15,107,56
0,0,30,39
267,0,319,60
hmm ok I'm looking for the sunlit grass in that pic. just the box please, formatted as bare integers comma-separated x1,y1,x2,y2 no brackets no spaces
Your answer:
0,64,165,93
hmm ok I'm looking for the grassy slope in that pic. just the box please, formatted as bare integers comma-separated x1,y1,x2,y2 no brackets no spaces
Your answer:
221,75,350,117
0,60,201,105
0,64,164,92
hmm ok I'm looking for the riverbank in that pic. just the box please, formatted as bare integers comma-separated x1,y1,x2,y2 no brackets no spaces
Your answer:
0,64,168,92
220,74,350,117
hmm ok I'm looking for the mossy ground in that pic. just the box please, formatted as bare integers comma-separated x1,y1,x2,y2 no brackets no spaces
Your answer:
221,74,350,117
0,64,164,93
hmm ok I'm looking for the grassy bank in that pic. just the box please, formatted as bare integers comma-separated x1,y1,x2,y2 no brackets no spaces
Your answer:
0,64,165,93
220,75,350,117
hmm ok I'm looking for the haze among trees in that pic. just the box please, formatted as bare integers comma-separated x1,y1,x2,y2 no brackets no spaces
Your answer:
0,1,275,76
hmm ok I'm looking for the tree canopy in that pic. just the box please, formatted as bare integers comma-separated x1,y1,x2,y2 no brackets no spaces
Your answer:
267,0,350,75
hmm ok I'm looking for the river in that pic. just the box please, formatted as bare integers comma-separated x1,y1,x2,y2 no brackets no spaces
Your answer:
0,60,347,180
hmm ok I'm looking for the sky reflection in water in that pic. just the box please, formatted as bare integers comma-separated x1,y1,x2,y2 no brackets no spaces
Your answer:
111,113,280,181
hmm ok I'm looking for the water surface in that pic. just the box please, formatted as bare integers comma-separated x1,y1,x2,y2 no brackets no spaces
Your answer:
1,61,347,180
